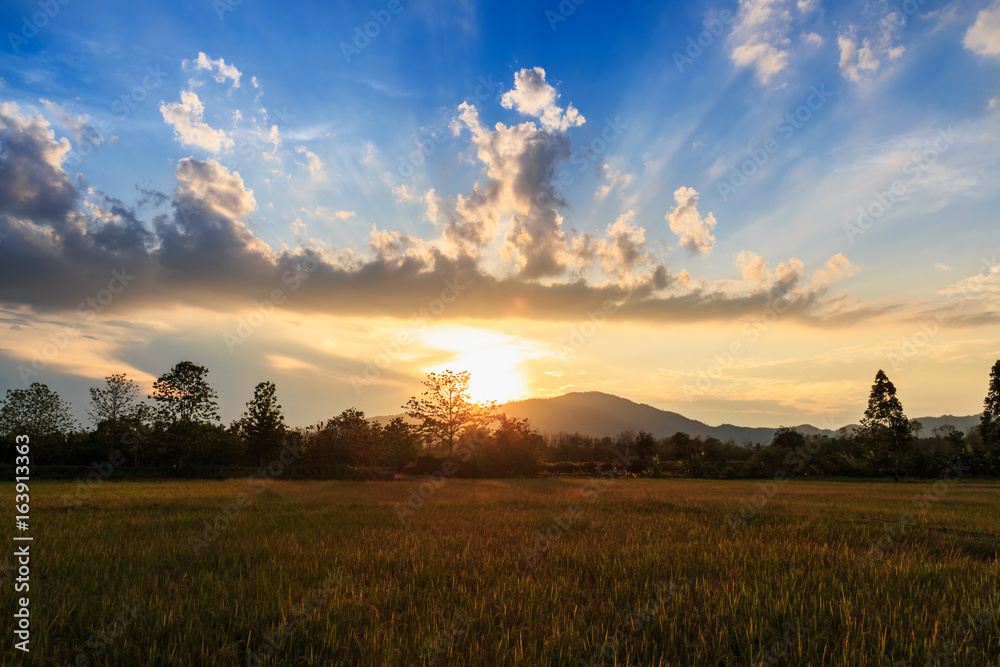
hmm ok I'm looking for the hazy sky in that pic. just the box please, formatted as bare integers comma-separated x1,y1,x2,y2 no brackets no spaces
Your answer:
1,0,998,429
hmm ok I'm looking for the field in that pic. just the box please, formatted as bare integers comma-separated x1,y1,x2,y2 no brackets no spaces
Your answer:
3,477,999,666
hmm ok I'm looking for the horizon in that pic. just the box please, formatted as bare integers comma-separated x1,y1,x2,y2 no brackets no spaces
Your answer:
2,0,1000,429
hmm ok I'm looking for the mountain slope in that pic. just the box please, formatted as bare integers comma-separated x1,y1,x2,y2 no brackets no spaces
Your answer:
375,391,980,445
499,392,824,444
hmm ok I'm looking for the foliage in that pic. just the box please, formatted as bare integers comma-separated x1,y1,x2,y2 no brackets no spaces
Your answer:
151,361,220,425
981,359,1000,451
404,370,496,453
150,361,221,471
858,369,912,474
88,374,150,462
235,381,287,466
477,415,544,477
0,382,77,442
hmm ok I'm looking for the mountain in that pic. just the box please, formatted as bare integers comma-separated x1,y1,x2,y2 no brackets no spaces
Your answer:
374,391,981,445
498,392,821,444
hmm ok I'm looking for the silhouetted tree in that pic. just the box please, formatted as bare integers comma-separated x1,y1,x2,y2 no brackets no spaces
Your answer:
88,374,150,462
151,361,220,424
981,360,1000,451
635,431,657,461
235,381,286,466
404,370,496,453
0,383,77,443
151,361,221,471
858,370,911,475
479,415,543,477
382,417,420,470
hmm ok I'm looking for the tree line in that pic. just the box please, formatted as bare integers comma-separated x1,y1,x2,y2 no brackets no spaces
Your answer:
1,361,999,479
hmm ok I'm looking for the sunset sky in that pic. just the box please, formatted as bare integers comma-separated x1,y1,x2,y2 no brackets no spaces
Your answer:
1,0,998,429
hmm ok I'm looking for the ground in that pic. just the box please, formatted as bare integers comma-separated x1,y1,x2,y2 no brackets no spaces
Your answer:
3,477,998,665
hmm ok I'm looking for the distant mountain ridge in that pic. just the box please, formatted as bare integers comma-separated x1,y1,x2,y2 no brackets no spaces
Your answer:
498,392,820,445
374,391,981,445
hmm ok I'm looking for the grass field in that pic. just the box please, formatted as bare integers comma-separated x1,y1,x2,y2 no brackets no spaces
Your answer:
3,477,999,666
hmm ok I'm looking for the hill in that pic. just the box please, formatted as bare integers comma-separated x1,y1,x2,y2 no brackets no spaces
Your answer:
375,391,981,445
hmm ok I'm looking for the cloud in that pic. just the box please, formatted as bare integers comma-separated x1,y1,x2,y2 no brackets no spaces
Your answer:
810,252,860,287
189,52,242,88
160,91,234,153
837,14,907,83
0,102,77,225
666,187,717,255
735,250,772,285
40,99,114,146
729,0,819,83
595,210,655,284
450,97,575,277
500,67,585,132
965,0,1000,55
595,163,633,199
0,86,893,329
334,210,355,220
295,146,327,182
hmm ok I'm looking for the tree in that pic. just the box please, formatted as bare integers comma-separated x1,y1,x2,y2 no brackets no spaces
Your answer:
88,374,149,460
980,360,1000,451
858,369,912,475
236,381,287,466
479,415,543,477
150,361,221,471
151,361,220,424
908,419,924,439
404,370,496,454
0,383,77,442
382,417,420,470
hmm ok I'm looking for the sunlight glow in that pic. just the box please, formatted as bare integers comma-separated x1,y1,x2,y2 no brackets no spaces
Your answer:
421,326,539,404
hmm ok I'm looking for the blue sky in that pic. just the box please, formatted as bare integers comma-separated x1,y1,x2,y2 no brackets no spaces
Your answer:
1,0,998,429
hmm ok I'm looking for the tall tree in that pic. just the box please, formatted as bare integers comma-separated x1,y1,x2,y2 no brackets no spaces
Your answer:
404,370,496,454
88,374,149,457
150,361,220,471
858,369,911,474
236,381,286,466
0,383,77,441
981,360,1000,451
151,361,220,424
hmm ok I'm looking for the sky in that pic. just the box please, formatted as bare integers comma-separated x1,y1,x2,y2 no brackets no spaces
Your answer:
0,0,998,430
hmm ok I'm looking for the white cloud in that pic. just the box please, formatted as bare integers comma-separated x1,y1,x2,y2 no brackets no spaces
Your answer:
811,252,860,287
735,250,772,285
160,91,234,153
666,186,717,255
596,210,649,282
295,146,327,182
595,163,633,199
729,0,819,84
837,14,906,84
189,52,242,88
965,0,1000,55
500,67,585,133
334,210,355,220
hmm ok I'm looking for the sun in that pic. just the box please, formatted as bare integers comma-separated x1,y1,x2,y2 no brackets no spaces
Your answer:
421,326,535,404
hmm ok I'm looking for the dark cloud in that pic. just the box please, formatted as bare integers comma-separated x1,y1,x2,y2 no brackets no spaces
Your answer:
0,102,885,327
